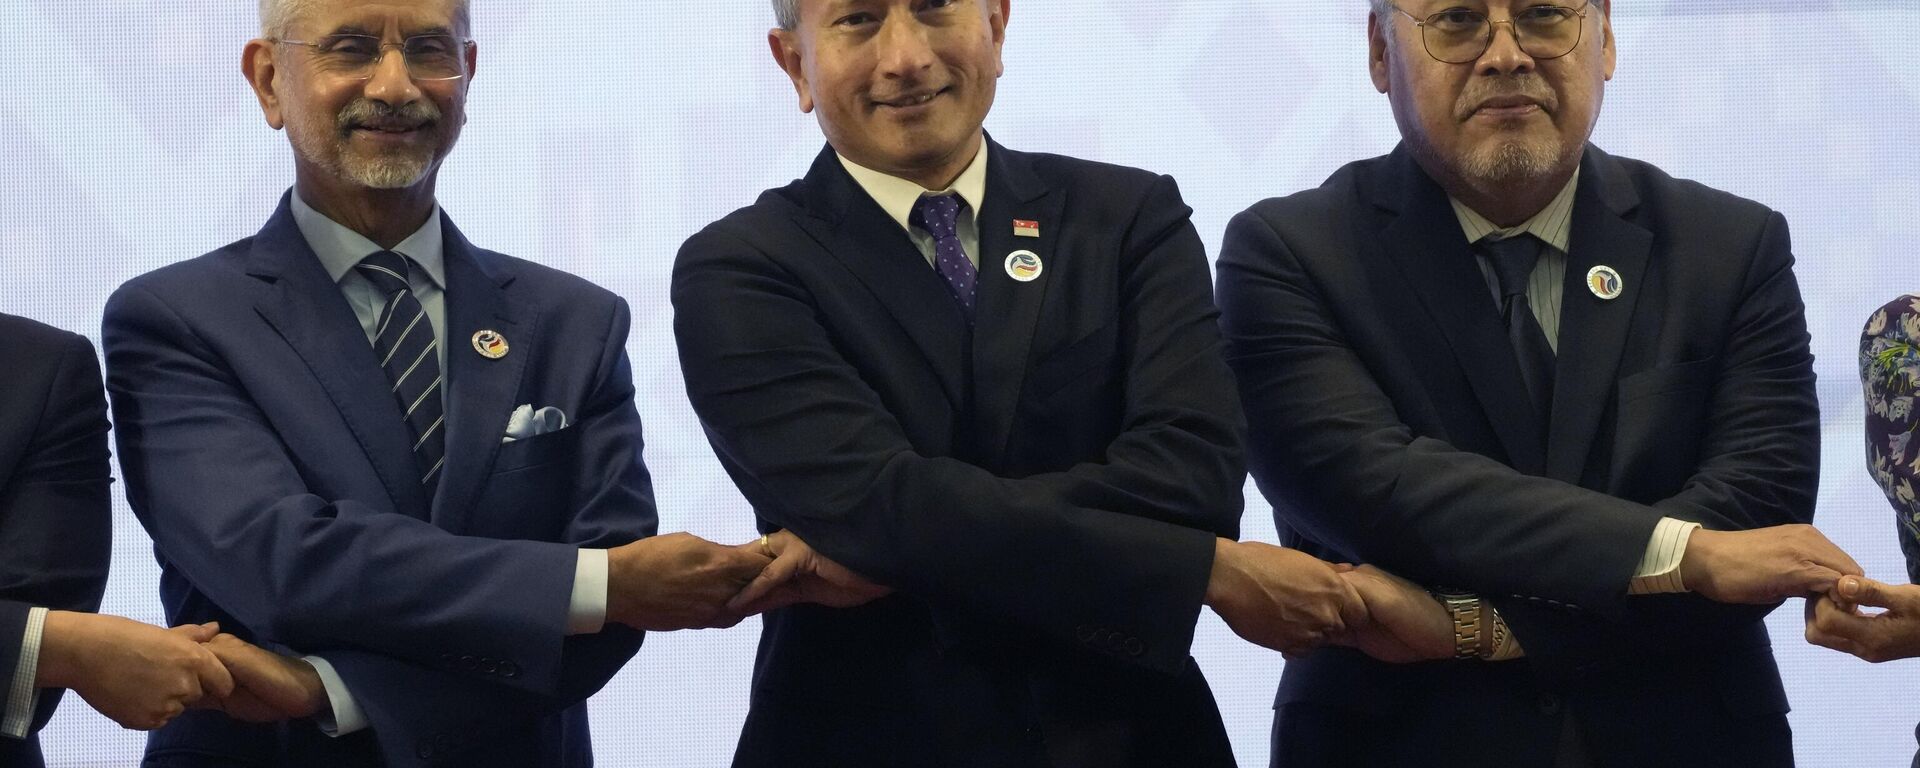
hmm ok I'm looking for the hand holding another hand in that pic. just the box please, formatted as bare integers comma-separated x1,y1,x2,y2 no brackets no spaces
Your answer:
36,613,233,731
1805,576,1920,663
193,634,328,723
727,530,893,615
606,532,773,631
1205,539,1356,657
1680,525,1863,605
1334,565,1455,663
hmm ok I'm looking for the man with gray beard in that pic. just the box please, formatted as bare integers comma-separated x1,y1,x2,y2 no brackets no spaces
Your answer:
101,0,769,765
1217,1,1859,765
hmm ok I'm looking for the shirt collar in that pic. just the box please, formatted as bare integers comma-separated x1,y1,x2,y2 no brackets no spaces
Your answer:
291,190,447,289
1450,168,1581,253
837,141,990,235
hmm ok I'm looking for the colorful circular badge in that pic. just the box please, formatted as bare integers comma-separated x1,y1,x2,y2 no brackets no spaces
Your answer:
472,330,510,360
1004,250,1044,283
1586,266,1625,301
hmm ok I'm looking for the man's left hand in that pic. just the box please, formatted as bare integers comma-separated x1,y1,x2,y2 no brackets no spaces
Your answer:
1334,565,1455,663
727,530,892,615
1805,576,1920,663
194,634,328,722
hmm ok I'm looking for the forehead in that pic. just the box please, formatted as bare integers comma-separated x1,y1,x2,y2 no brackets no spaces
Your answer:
293,0,460,35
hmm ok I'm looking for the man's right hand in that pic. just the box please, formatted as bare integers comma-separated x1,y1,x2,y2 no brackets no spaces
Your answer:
34,612,234,731
1679,525,1864,605
606,532,773,631
1204,539,1357,657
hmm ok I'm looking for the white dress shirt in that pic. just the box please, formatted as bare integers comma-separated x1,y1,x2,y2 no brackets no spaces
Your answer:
1448,173,1701,595
838,141,989,270
290,193,609,736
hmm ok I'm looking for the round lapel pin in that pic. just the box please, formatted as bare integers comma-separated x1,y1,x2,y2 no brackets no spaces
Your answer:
1004,250,1044,283
1586,266,1625,301
472,330,510,360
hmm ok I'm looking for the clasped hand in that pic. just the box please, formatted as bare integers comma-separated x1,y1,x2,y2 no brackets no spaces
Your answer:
605,530,890,633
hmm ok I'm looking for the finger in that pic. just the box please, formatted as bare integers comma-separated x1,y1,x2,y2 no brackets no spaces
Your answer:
1789,564,1843,598
1837,576,1900,610
170,622,221,644
192,645,237,699
728,551,804,611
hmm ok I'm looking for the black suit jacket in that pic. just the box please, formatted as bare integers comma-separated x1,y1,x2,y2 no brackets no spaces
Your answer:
674,141,1245,768
1217,145,1818,767
0,315,112,768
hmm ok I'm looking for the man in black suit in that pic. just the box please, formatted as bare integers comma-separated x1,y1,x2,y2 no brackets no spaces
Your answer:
672,0,1386,765
1217,2,1863,765
0,313,239,766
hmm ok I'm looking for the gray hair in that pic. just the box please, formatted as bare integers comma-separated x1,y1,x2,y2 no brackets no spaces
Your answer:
260,0,473,38
772,0,798,31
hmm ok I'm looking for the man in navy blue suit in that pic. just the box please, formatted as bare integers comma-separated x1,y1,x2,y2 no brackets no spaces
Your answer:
102,1,768,765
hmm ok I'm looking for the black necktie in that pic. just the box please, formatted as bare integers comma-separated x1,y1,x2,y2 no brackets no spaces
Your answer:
357,251,447,493
1479,235,1556,423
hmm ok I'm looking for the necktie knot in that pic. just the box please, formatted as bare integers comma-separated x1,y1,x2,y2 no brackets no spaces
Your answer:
1479,234,1542,300
910,194,965,240
356,251,412,296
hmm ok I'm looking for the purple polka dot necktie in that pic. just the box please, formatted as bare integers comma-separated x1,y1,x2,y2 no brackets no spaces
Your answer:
909,194,977,323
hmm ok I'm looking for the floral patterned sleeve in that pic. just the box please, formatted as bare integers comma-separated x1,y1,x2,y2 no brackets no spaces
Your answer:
1862,294,1920,584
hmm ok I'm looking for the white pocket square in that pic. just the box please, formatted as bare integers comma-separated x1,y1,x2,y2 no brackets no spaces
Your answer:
504,404,569,443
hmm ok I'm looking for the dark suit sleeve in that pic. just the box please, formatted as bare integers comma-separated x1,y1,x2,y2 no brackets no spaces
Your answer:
0,332,112,738
102,282,640,706
1217,206,1818,657
672,176,1236,673
314,297,650,755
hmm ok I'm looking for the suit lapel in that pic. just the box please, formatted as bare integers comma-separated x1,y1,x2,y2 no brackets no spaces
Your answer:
798,146,972,410
247,194,431,519
970,141,1062,465
1545,148,1652,482
432,220,533,528
1370,148,1547,474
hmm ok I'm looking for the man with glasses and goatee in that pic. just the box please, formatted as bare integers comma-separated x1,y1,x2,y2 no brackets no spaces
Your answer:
1218,1,1858,765
103,1,771,765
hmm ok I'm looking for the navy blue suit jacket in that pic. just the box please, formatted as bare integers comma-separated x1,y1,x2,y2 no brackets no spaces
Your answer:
1218,146,1817,767
0,315,112,768
103,195,656,767
675,142,1244,768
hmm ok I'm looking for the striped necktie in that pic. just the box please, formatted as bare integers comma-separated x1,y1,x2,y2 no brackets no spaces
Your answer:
357,251,447,493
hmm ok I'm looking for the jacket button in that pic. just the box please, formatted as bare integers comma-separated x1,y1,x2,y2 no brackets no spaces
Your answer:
458,655,478,671
439,653,455,666
417,742,437,759
500,661,521,679
1123,637,1145,657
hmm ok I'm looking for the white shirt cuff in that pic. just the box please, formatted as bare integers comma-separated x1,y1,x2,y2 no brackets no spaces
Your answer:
568,549,609,635
1,607,48,739
301,656,368,737
1628,518,1702,595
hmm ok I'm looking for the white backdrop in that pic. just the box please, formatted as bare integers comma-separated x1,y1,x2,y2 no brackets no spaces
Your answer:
2,2,1917,766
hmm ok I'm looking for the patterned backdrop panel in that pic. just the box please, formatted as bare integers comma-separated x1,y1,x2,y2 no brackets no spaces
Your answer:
2,2,1916,766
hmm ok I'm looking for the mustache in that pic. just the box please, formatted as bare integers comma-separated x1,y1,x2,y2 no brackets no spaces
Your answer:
336,98,442,133
1455,75,1558,120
